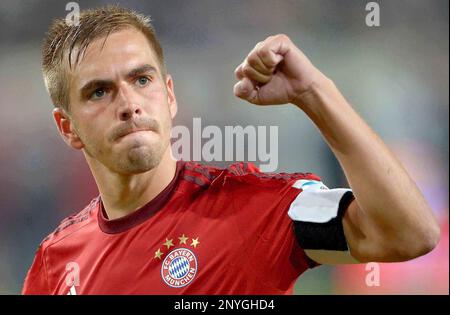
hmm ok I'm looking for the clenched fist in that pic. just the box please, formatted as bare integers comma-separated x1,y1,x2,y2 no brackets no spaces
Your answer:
234,34,328,106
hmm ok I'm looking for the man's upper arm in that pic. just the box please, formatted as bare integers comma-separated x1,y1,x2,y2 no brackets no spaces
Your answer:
304,199,362,265
288,181,363,265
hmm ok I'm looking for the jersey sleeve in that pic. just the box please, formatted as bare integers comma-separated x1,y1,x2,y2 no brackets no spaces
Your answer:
225,162,354,291
22,245,50,295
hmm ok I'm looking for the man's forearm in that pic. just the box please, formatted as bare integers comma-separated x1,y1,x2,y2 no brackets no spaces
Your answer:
294,78,440,259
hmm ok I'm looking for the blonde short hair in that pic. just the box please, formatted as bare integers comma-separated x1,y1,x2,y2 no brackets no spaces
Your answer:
42,5,165,112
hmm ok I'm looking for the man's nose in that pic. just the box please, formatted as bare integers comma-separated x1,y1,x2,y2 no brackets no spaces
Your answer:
117,86,142,121
119,103,142,121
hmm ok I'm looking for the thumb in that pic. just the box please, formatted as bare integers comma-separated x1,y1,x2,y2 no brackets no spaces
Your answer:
260,50,284,69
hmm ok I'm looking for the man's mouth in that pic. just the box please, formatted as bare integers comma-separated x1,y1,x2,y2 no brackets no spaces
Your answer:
118,129,152,140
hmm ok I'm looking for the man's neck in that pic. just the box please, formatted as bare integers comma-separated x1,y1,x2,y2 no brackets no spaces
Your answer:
87,149,178,220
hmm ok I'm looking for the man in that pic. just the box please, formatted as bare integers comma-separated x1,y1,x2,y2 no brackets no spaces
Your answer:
23,5,440,294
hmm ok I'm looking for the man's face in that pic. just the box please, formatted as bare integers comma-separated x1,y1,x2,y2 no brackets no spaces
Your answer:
63,28,176,175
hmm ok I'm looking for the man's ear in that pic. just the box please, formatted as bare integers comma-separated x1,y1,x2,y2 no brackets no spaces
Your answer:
52,108,84,150
165,74,178,119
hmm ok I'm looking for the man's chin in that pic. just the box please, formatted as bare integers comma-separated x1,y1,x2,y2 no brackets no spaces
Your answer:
113,147,164,175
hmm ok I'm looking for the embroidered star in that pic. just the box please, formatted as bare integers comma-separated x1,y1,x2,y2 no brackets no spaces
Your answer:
178,234,189,245
163,238,174,249
154,248,163,260
190,237,200,248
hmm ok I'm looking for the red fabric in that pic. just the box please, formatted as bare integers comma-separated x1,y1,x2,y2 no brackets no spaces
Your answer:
22,161,320,295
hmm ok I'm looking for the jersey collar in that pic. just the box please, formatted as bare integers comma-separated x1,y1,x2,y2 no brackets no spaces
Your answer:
97,160,185,234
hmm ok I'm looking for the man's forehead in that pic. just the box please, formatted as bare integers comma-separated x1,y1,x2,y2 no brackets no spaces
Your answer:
70,28,160,86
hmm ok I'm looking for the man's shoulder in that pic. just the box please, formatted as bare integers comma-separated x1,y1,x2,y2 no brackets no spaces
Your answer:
225,162,319,181
182,160,320,187
39,197,99,250
181,161,263,187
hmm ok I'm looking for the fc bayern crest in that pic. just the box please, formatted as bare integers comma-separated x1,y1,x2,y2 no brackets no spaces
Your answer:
161,248,198,288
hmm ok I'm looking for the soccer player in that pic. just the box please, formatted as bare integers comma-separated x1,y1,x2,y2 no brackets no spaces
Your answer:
22,5,440,294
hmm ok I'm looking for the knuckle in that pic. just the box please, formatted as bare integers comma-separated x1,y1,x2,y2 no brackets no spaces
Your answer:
246,55,259,67
234,66,243,78
276,33,289,41
255,41,264,49
242,66,253,76
257,48,270,59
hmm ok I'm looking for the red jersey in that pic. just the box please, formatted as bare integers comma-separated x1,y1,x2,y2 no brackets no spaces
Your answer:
22,161,322,295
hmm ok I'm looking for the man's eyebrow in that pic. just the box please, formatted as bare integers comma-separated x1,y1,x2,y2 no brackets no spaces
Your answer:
79,79,114,96
127,64,157,78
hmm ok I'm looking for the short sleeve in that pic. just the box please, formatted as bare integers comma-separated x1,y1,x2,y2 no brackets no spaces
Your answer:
226,163,355,264
225,163,336,290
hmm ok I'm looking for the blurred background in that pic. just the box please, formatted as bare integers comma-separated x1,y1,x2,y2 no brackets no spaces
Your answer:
0,0,448,294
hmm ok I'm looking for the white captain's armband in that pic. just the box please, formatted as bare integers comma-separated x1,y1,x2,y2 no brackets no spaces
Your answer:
288,179,355,252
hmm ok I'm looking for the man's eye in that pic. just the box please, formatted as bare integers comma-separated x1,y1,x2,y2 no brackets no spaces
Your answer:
91,89,106,100
136,76,150,87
